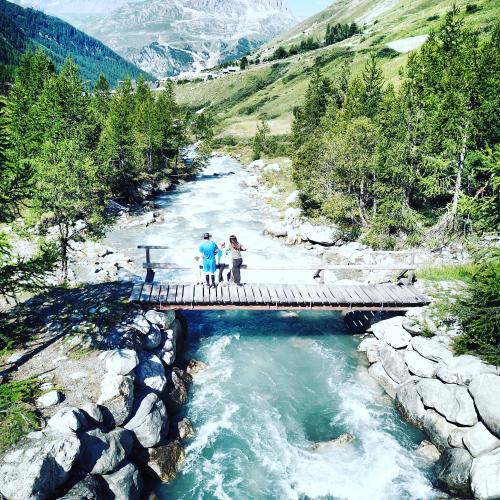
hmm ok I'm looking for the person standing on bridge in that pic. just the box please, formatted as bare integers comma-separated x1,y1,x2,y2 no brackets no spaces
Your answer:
217,241,230,285
228,235,246,286
199,233,219,289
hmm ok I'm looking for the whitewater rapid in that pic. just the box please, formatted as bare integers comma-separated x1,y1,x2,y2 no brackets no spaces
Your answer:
104,156,439,499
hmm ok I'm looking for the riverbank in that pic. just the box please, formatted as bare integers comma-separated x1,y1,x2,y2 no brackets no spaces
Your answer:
0,153,497,499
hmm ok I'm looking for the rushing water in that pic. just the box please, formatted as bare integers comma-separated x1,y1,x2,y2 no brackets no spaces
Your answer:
105,156,439,499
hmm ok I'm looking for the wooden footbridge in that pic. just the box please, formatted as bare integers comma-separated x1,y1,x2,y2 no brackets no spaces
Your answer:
129,246,431,311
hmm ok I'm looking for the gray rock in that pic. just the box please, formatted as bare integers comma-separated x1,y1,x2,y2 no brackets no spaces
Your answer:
81,403,105,426
357,336,378,353
178,418,195,440
402,317,423,336
125,392,169,448
417,379,478,426
311,433,355,452
102,349,139,376
470,447,500,499
411,337,453,364
47,407,88,434
166,368,191,413
102,461,143,500
98,373,135,426
437,355,498,385
368,362,399,399
366,343,381,364
423,409,458,451
379,343,411,384
79,428,133,475
145,310,175,330
463,422,500,458
437,448,473,497
0,433,80,500
186,359,208,377
148,441,185,483
404,350,438,378
135,354,167,394
415,440,440,462
60,474,104,499
160,348,176,366
131,314,151,335
395,381,425,429
448,428,467,448
37,390,63,408
468,374,500,438
372,317,411,348
144,324,163,350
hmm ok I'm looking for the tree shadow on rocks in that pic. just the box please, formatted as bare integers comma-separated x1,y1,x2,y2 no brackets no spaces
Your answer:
0,281,135,375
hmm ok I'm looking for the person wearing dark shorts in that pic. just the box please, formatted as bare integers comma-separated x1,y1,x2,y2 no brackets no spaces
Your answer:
199,233,219,289
228,235,246,285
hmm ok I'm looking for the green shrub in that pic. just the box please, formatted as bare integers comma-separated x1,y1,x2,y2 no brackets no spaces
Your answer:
466,4,480,13
453,249,500,365
376,47,399,58
427,14,440,21
0,378,41,453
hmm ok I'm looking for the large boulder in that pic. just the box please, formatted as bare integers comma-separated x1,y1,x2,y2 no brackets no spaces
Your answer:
47,407,88,435
463,422,500,458
470,447,500,499
468,374,500,438
145,309,176,330
371,316,411,348
410,337,453,364
404,350,438,378
264,222,288,238
98,373,135,426
423,409,458,451
437,355,498,385
79,428,133,475
417,379,478,426
296,222,341,246
125,392,169,448
147,441,186,483
186,359,208,377
135,353,167,394
357,336,378,353
395,381,425,429
415,440,440,462
166,368,192,413
101,349,139,376
131,314,151,335
178,418,195,440
60,475,104,499
379,343,411,384
437,448,473,497
102,461,143,500
143,324,163,351
0,433,80,500
368,362,399,398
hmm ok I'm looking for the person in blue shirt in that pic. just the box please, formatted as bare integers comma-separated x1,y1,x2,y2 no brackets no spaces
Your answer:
199,233,219,288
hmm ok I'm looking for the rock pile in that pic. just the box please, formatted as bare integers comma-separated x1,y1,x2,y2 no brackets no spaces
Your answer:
0,310,193,500
360,311,500,499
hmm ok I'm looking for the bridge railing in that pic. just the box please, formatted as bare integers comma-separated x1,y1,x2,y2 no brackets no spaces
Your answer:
138,246,417,284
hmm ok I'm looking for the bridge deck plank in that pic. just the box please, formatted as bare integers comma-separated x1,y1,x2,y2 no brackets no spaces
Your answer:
130,283,430,310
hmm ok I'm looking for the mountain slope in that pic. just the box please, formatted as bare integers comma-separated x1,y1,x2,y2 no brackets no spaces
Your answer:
10,0,298,77
0,0,151,86
173,0,498,138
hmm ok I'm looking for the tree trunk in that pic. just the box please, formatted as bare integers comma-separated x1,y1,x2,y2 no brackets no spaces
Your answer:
450,129,468,223
59,223,69,283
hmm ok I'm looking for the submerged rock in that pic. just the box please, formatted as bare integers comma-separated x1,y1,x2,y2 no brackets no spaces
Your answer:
147,441,186,483
415,440,440,462
311,433,355,452
0,433,81,500
166,368,192,413
186,359,208,376
178,418,195,440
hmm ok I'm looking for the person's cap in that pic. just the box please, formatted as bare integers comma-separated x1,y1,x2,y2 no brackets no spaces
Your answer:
203,232,211,239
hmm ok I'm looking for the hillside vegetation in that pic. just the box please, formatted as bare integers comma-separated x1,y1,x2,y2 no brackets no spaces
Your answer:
0,0,151,89
174,0,498,137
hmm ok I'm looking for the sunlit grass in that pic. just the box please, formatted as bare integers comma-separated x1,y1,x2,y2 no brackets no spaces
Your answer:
417,262,475,282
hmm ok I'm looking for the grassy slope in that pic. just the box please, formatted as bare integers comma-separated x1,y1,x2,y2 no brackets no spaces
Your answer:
175,0,497,138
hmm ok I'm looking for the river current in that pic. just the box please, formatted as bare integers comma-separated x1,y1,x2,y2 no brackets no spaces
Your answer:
105,156,439,499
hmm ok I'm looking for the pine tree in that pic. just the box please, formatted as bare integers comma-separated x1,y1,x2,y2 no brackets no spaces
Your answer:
98,79,140,200
252,120,270,160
